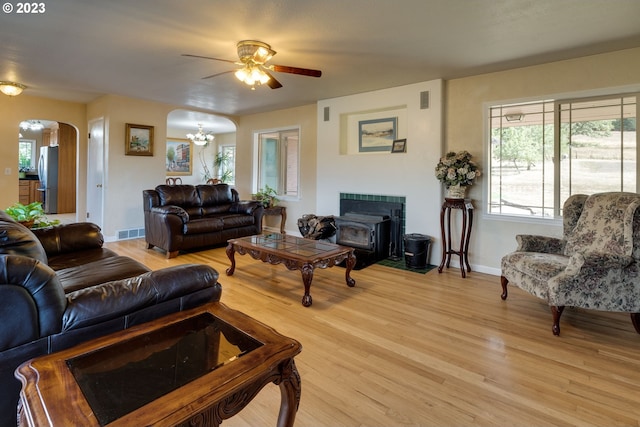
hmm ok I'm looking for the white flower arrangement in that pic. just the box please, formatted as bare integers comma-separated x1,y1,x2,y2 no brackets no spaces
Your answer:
435,150,481,188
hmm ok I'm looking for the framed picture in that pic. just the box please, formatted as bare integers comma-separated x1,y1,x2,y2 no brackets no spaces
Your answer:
358,117,397,152
166,138,193,176
391,139,407,153
125,123,154,156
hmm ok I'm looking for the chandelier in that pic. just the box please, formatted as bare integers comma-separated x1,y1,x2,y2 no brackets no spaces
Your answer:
186,124,215,146
20,120,45,131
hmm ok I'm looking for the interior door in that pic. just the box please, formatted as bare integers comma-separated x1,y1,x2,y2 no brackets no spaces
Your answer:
87,118,104,229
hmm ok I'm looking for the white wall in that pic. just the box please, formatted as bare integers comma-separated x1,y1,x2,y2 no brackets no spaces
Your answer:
317,80,445,265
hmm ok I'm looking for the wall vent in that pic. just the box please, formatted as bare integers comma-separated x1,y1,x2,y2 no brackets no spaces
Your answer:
323,106,330,121
420,91,430,109
117,228,145,240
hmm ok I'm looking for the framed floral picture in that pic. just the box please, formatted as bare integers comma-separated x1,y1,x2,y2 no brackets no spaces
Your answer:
166,138,193,176
125,123,154,156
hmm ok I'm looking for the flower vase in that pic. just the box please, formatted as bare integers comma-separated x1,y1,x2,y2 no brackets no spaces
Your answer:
446,185,467,199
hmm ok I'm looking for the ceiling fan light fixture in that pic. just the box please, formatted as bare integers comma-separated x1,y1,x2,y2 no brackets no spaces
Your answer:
235,66,270,87
254,46,274,64
235,67,250,83
237,40,275,64
0,81,26,96
186,124,214,146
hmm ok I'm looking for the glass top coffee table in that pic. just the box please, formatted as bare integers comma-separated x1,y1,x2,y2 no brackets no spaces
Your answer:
226,233,356,307
16,303,302,427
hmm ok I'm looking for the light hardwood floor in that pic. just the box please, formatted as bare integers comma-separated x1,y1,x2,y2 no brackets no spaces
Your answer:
106,239,640,427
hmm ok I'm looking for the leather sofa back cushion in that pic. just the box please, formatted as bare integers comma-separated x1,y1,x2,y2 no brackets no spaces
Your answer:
0,211,48,264
156,185,200,207
197,184,233,206
33,222,104,256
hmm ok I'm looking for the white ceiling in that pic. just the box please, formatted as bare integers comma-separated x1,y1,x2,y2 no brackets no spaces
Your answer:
2,0,640,133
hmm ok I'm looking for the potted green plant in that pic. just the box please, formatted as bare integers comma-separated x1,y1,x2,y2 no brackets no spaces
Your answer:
252,185,279,208
5,202,60,229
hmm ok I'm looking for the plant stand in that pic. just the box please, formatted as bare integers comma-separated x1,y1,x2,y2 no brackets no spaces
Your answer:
438,198,474,278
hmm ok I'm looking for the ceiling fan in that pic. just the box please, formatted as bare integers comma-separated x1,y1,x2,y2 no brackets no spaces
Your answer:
183,40,322,90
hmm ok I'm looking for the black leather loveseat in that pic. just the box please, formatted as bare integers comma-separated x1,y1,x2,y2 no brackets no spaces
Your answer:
0,211,221,426
143,184,264,258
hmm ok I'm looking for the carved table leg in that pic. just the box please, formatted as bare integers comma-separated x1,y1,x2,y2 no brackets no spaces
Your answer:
345,252,356,287
300,264,314,307
276,359,301,427
226,243,236,276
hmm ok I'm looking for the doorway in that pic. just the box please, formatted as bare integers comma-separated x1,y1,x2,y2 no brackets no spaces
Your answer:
87,118,104,229
17,119,77,215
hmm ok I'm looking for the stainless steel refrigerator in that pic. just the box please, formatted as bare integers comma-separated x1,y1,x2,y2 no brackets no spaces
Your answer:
37,146,58,214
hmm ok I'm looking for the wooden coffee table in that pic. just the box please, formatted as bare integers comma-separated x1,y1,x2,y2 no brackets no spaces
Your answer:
16,303,302,427
226,233,356,307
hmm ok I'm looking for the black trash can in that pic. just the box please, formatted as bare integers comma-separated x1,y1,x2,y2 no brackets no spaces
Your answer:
404,234,431,269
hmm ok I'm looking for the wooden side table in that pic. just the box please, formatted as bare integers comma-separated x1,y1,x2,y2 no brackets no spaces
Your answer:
263,206,287,234
438,198,473,278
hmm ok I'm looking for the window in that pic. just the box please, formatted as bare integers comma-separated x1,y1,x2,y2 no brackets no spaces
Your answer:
19,139,36,171
255,128,299,197
219,145,236,184
488,93,637,218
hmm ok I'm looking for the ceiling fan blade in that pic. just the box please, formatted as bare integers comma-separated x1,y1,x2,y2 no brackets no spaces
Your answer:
202,70,235,80
182,54,239,65
271,64,322,77
263,71,283,89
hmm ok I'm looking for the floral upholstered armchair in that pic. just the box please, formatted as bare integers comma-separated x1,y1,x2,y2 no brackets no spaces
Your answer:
500,192,640,336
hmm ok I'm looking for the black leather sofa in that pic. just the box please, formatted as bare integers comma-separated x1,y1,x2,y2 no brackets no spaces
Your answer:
0,211,221,426
143,184,264,258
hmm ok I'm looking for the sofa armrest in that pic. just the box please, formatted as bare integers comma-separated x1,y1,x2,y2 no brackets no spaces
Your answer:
150,205,189,223
0,255,66,351
32,222,104,256
230,200,263,215
516,234,565,254
62,264,221,330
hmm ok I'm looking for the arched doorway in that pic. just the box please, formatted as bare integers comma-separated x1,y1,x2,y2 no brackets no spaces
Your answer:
18,119,77,216
166,110,237,185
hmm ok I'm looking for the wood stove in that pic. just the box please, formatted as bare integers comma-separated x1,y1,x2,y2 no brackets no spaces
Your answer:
335,196,404,268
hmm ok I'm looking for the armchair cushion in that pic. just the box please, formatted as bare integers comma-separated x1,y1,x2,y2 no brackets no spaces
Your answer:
564,193,640,257
516,234,565,254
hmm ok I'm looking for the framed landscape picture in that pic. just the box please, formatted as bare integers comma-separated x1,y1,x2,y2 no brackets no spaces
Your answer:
166,138,193,176
358,117,397,152
125,123,154,156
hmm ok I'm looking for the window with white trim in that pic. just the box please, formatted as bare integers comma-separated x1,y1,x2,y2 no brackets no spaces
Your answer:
488,93,637,218
255,128,299,197
19,139,36,171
